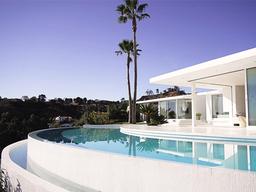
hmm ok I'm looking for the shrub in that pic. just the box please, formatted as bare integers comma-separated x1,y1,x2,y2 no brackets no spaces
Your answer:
0,169,22,192
139,104,157,124
140,104,167,126
87,112,109,124
148,114,167,126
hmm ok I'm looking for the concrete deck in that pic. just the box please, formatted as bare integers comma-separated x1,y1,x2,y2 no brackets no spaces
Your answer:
121,124,256,139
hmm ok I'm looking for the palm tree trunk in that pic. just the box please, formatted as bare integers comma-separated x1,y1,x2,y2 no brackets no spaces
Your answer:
128,136,132,155
132,137,136,156
132,17,137,124
127,54,133,123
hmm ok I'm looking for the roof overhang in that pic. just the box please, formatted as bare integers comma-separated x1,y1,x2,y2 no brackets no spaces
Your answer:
137,90,222,104
150,48,256,89
137,94,191,104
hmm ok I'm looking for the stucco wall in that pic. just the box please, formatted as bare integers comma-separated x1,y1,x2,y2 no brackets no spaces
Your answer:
27,132,256,192
235,85,246,115
223,87,232,117
196,95,206,121
205,90,232,126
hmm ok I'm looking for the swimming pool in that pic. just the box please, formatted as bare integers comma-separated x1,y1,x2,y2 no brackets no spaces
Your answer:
35,127,256,172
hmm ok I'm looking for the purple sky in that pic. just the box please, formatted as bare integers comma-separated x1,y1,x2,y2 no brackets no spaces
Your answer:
0,0,255,100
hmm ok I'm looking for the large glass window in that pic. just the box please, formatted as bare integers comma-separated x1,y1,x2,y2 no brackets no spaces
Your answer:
195,143,207,158
247,67,256,126
250,146,256,171
213,144,224,160
177,99,192,119
159,140,177,151
160,99,192,120
237,145,248,171
177,141,192,153
159,101,167,118
167,100,176,119
212,94,227,118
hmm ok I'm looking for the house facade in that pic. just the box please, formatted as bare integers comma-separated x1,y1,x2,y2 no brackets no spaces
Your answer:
138,48,256,128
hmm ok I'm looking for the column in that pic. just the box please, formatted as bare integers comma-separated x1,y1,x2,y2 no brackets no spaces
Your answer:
192,83,196,128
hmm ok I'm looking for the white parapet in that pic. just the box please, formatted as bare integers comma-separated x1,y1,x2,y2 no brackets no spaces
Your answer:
25,129,256,192
1,140,77,192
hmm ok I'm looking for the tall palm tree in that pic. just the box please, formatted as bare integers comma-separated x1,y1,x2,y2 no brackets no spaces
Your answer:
116,40,134,123
117,0,150,124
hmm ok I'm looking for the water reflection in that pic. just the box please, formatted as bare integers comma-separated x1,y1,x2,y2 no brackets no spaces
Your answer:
37,128,256,172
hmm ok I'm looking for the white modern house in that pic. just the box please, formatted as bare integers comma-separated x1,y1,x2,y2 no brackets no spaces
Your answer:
138,48,256,128
2,48,256,192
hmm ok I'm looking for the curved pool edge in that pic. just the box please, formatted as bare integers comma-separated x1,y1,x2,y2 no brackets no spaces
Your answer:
27,127,256,192
120,125,256,144
1,140,72,192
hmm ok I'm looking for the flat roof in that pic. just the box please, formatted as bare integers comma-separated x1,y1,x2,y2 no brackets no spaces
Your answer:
150,48,256,88
137,94,191,104
137,90,221,104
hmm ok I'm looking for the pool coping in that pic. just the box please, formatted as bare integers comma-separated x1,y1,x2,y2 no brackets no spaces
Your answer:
120,124,256,142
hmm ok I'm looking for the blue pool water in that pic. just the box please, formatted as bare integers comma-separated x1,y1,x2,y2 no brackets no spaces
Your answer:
36,128,256,172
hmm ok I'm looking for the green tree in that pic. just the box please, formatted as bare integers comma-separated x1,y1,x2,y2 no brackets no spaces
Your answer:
38,94,46,102
117,0,150,123
74,97,83,105
64,98,73,105
30,96,38,102
116,40,134,123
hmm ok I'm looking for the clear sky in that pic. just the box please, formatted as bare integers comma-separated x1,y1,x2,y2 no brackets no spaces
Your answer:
0,0,255,100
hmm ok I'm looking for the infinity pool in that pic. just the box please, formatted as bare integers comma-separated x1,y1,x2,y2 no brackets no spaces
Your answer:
36,128,256,172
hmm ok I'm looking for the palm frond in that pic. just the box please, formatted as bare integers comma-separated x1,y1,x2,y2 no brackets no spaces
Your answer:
117,40,134,55
136,48,142,56
116,4,126,15
138,13,150,21
115,50,123,56
119,42,126,52
128,56,133,63
118,15,128,23
137,3,148,13
123,7,133,18
125,0,132,9
130,43,142,56
131,0,138,10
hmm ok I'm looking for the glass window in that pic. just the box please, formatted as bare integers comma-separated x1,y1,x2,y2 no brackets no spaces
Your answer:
159,140,177,151
212,95,228,118
159,101,167,118
177,99,192,119
213,144,224,160
250,146,256,171
237,145,248,171
177,141,192,153
167,100,176,119
195,142,207,158
247,67,256,126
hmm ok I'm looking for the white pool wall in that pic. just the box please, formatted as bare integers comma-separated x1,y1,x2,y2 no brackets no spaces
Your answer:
27,132,256,192
1,140,70,192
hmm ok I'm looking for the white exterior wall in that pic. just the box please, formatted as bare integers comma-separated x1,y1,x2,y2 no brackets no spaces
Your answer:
222,87,233,119
204,88,232,126
235,85,246,115
196,95,206,121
